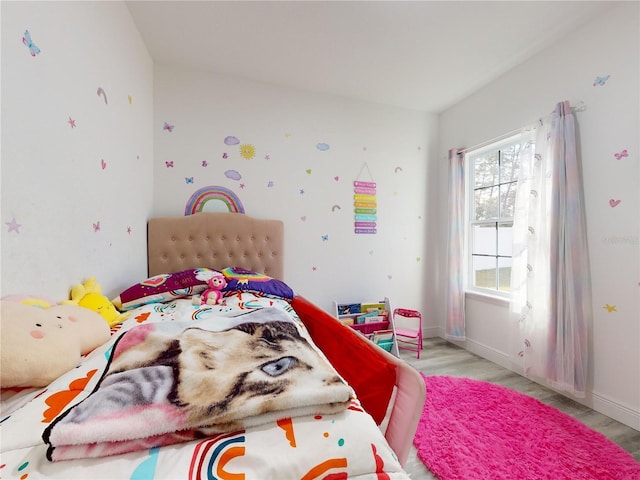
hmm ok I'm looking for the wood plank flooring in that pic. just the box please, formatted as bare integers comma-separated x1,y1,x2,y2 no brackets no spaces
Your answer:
398,337,640,479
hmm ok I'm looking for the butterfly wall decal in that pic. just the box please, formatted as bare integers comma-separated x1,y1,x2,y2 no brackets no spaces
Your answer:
163,122,174,132
93,221,101,232
614,149,628,160
22,30,40,56
185,177,194,184
593,75,610,86
165,161,174,168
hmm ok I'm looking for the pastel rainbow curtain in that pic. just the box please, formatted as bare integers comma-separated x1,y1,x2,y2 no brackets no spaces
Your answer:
445,148,466,340
510,101,591,397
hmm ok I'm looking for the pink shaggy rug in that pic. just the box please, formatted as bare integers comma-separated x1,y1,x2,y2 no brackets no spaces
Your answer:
414,375,640,480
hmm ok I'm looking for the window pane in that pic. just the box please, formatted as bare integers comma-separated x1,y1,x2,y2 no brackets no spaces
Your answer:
498,257,512,292
474,186,499,220
467,134,521,295
499,143,521,184
472,224,496,255
474,152,499,188
472,256,497,290
499,182,516,218
497,222,513,256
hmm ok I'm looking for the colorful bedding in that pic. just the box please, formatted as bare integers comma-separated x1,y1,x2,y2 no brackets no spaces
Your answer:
0,290,411,479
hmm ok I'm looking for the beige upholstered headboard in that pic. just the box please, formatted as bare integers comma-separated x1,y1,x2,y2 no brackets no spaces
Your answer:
147,212,284,280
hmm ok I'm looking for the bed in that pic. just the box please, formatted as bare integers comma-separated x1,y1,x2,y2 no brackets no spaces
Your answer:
0,212,425,479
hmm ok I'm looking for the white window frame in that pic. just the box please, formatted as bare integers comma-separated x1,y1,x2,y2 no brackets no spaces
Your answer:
464,134,521,299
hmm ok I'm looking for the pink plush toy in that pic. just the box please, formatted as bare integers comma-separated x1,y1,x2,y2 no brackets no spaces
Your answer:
200,272,227,305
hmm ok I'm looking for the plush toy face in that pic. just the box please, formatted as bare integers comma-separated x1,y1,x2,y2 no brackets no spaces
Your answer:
0,301,110,388
64,277,127,327
48,304,111,353
78,293,120,324
209,275,226,289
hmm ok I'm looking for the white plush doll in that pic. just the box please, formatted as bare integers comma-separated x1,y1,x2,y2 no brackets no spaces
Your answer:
0,301,111,388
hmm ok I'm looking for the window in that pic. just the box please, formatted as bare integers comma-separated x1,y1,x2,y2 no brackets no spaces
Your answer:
466,135,521,296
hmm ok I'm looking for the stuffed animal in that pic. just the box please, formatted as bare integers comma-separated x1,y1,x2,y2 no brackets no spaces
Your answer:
0,301,111,388
62,277,127,327
200,271,227,305
0,294,56,309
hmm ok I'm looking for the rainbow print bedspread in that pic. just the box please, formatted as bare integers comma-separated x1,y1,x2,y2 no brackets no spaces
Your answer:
0,293,410,479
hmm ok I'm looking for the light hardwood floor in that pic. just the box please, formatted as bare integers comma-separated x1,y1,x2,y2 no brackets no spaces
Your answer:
398,337,640,479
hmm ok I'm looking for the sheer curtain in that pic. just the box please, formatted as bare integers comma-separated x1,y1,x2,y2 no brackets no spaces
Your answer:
445,148,466,340
510,101,592,397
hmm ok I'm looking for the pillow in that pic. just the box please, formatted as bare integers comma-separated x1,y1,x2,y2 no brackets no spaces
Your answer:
291,296,396,425
1,294,57,308
112,268,218,311
221,267,295,300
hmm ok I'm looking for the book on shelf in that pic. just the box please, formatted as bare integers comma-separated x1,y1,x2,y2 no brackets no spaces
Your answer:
356,310,382,324
372,329,394,352
372,329,394,343
338,303,361,315
361,302,386,313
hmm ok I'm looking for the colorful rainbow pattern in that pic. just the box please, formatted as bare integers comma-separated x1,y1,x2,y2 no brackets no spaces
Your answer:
353,181,377,234
189,431,246,480
184,186,245,215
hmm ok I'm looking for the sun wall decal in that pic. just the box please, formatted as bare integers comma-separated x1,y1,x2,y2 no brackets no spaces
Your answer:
239,144,256,160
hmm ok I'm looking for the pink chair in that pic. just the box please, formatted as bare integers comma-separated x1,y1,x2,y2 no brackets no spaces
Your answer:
393,308,423,359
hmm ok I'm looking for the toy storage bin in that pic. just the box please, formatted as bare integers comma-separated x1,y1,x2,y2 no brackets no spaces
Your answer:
350,320,390,336
376,339,394,352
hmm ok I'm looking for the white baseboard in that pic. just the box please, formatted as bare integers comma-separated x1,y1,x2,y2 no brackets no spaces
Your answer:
429,332,640,432
591,391,640,431
423,325,441,338
458,337,513,371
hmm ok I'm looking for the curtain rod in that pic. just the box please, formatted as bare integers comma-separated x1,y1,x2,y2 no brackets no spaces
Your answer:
458,101,586,155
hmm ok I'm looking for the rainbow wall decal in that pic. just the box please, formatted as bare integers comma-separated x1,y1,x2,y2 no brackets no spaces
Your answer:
184,185,245,215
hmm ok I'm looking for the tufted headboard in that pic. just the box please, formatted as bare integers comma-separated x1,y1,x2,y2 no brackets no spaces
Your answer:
147,212,284,280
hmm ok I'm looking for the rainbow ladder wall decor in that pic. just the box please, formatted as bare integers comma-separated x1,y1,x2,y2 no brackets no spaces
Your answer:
354,180,377,234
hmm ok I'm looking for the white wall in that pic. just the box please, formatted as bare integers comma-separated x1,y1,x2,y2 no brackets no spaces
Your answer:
1,1,154,300
0,0,439,334
438,2,640,429
4,0,635,431
153,65,440,320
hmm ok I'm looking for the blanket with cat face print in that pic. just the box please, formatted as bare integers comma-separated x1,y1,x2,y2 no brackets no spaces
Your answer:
43,307,352,461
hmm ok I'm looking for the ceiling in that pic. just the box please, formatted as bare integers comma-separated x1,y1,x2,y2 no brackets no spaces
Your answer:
126,1,615,113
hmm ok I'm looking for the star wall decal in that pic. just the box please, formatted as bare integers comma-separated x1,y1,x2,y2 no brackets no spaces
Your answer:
5,217,21,233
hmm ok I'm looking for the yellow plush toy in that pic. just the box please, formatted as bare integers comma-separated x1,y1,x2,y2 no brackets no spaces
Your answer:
62,277,128,327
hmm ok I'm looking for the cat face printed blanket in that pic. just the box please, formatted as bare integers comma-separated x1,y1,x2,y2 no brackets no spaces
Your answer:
42,307,352,461
2,293,410,479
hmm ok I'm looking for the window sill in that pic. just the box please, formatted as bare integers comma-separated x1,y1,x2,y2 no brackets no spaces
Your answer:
465,290,510,307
